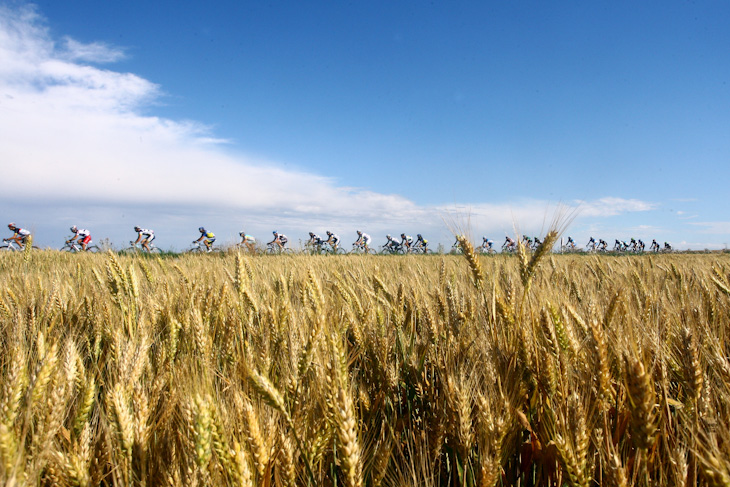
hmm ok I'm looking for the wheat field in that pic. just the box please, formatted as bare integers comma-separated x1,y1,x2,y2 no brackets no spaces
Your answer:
1,243,729,486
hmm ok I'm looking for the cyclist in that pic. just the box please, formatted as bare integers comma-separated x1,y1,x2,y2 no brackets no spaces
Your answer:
239,232,256,252
68,226,92,251
664,242,672,252
503,236,516,251
194,227,216,252
533,237,542,249
268,231,288,251
412,234,428,252
614,239,623,252
452,235,465,252
480,237,494,252
586,237,596,251
307,232,324,251
384,234,400,252
630,238,638,252
565,236,576,249
523,235,533,248
5,223,31,248
354,230,372,251
133,226,155,252
325,231,341,251
400,233,413,251
650,239,659,252
598,239,608,251
637,239,645,252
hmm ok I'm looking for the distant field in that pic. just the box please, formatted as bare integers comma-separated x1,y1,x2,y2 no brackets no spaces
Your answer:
1,249,729,486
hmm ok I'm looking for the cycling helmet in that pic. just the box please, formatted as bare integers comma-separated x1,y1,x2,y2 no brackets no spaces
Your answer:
7,223,15,229
386,234,391,239
326,231,332,235
401,233,406,237
239,231,245,237
199,227,205,233
357,230,362,235
273,231,277,235
417,234,422,238
309,232,314,237
71,226,78,233
134,226,141,232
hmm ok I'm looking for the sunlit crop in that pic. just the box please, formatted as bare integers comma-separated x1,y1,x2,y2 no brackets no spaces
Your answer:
1,247,729,486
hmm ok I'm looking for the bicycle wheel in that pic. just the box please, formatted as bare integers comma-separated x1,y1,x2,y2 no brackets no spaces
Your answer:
0,244,14,252
149,247,162,254
87,245,101,253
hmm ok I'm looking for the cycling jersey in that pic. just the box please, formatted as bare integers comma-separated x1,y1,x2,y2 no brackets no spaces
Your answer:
356,233,371,244
14,228,30,237
138,228,154,237
75,229,90,238
242,234,255,243
328,234,340,245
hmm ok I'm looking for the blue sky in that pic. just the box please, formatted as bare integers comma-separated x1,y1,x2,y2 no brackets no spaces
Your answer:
1,1,729,250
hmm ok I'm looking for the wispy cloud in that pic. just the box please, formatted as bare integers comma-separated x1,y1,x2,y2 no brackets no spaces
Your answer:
573,197,658,217
61,37,126,63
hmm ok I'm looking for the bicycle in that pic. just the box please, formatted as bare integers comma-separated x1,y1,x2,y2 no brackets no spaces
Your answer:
187,241,221,253
122,240,161,254
1,238,39,251
319,242,346,255
350,242,376,255
61,237,100,253
304,241,324,255
477,244,496,255
380,243,405,255
502,242,517,253
450,243,464,254
265,243,294,255
408,244,433,254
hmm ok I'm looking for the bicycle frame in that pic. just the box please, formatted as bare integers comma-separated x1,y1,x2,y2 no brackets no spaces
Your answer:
1,239,24,251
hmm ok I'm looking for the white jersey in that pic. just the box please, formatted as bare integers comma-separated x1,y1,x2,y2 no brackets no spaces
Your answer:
359,233,371,244
76,229,90,238
15,228,31,237
138,228,154,237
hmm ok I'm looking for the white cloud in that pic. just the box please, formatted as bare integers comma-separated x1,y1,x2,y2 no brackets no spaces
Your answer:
61,37,126,63
0,4,662,248
573,197,658,217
